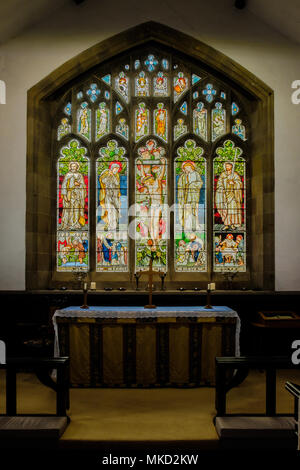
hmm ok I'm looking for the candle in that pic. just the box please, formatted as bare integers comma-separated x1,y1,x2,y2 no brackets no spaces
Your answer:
90,282,96,290
84,282,87,290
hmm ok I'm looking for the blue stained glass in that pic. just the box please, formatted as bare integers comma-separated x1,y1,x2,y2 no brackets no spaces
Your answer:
87,83,100,102
115,101,123,115
232,102,239,115
77,92,83,100
162,59,169,70
145,54,158,72
105,91,110,100
220,91,226,99
193,91,199,99
202,83,216,103
192,74,201,85
101,75,111,86
134,60,140,70
125,64,130,70
180,101,187,115
64,102,72,116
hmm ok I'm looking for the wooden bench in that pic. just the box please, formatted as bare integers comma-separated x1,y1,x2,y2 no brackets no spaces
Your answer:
214,356,298,449
0,357,70,446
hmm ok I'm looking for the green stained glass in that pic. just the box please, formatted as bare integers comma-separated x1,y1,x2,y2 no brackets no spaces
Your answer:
174,140,206,272
213,140,246,272
57,140,89,272
135,139,167,272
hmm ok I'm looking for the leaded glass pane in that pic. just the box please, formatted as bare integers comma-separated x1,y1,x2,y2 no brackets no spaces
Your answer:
232,119,246,141
57,139,89,272
135,71,150,97
173,72,189,102
95,102,110,141
135,140,167,272
193,102,207,141
57,118,71,141
174,140,206,272
135,102,150,142
153,103,168,142
115,72,129,103
96,140,128,272
213,140,246,272
77,102,91,141
212,102,226,141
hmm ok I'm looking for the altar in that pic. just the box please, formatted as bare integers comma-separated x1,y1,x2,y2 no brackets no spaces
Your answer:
53,306,240,388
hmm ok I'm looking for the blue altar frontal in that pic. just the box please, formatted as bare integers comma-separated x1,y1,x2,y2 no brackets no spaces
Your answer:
53,306,240,388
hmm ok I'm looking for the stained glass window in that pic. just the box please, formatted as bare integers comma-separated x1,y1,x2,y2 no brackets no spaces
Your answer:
213,140,246,272
55,49,249,277
135,140,168,272
174,140,206,272
57,140,89,272
96,141,128,272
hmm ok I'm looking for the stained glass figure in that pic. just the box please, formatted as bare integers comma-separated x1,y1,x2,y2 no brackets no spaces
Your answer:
134,60,140,70
202,83,216,103
87,83,100,103
145,54,158,72
231,102,239,115
77,102,91,140
154,103,168,142
153,72,168,97
116,118,129,140
162,59,169,70
96,140,128,272
57,139,89,272
77,92,83,100
135,102,149,142
135,139,167,272
174,118,188,140
232,119,246,140
64,102,72,116
193,91,199,99
57,118,71,141
193,102,207,141
115,72,129,103
192,74,201,85
96,102,110,141
174,72,188,102
101,75,111,86
135,71,150,97
214,232,245,272
180,101,187,115
174,140,206,272
115,101,123,115
212,102,226,141
213,140,246,272
57,231,89,272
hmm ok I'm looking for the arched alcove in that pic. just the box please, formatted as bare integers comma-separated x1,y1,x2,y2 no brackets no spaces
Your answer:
26,22,274,291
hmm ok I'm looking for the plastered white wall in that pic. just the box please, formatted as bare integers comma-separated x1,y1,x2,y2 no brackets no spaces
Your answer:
0,0,299,290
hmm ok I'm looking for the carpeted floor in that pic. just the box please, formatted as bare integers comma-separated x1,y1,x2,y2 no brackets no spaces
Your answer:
1,368,300,449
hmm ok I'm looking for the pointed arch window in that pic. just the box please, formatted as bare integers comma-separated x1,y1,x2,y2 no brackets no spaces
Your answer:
53,46,251,282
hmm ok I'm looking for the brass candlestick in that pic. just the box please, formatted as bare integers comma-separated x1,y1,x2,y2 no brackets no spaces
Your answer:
80,284,89,309
204,288,212,309
138,257,159,309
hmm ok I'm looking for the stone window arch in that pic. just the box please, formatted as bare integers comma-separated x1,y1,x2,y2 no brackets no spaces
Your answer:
26,22,274,291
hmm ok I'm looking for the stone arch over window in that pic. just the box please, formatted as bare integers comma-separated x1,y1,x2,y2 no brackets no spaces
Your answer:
26,22,274,291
